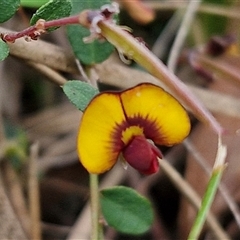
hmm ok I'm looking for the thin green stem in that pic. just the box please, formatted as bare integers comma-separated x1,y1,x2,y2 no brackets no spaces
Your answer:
159,158,229,239
187,168,224,240
184,139,240,229
187,137,227,239
90,173,103,240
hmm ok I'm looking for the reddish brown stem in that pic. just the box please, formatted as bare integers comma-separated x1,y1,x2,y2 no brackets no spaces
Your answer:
2,15,80,42
44,15,81,28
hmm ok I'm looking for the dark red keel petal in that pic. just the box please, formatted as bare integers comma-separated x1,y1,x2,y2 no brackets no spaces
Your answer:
122,135,162,175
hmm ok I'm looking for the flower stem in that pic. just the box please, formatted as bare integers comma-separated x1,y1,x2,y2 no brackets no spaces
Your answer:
187,137,227,239
90,173,103,240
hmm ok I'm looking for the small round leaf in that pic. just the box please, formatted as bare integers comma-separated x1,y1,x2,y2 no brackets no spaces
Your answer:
0,0,20,23
63,80,99,111
30,0,72,31
0,40,9,61
21,0,48,8
67,0,115,64
100,186,154,235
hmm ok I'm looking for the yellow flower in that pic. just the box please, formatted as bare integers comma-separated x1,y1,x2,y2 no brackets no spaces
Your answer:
77,83,190,175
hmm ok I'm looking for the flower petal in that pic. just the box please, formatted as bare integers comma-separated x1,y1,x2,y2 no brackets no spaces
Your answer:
78,92,126,174
122,135,162,175
120,83,190,146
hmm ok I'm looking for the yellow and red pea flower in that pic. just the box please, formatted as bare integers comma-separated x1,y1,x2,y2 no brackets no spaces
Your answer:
77,83,190,175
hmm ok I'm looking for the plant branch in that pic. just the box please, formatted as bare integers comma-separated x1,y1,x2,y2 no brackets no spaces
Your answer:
0,26,78,74
1,28,239,120
0,7,224,135
2,15,81,42
27,61,67,86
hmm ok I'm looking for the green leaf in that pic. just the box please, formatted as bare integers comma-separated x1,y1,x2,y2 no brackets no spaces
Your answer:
30,0,72,31
0,0,20,23
67,0,115,65
62,80,99,111
100,186,154,235
0,40,9,61
21,0,49,8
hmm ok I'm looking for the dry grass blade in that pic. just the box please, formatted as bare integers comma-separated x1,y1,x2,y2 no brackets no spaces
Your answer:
1,161,30,237
146,1,240,20
167,0,201,72
0,172,28,239
29,142,41,240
